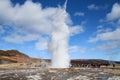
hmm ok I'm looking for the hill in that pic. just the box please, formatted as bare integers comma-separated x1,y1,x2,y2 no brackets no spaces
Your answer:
0,50,39,64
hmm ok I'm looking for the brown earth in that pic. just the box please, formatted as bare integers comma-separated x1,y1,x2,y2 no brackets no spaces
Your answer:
0,50,41,64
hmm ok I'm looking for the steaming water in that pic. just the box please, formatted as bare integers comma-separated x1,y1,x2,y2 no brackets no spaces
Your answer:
49,0,70,68
49,30,70,68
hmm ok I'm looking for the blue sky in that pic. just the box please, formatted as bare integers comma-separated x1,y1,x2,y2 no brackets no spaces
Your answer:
0,0,120,61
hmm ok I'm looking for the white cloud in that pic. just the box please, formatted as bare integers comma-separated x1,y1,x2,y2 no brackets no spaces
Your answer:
81,21,87,25
0,0,82,44
0,0,54,35
96,27,112,34
74,12,84,16
107,3,120,21
88,28,120,42
97,40,120,51
88,4,99,10
97,25,103,29
88,4,108,10
69,25,84,36
105,3,120,28
80,48,86,54
35,37,48,50
118,19,120,26
69,46,86,54
0,25,5,35
96,25,111,34
3,34,39,43
88,3,120,53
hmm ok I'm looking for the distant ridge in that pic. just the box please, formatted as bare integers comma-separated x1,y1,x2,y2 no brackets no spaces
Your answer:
0,50,119,66
44,59,120,66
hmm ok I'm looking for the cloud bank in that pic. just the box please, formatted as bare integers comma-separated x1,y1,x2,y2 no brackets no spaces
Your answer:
0,0,82,45
88,3,120,52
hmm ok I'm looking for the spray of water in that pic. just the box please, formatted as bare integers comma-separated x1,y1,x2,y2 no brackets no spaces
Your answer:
48,0,70,68
0,0,71,68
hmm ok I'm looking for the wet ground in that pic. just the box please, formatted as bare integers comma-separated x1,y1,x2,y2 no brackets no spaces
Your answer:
0,68,120,80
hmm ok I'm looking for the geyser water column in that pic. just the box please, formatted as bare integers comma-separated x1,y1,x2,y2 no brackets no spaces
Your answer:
48,0,70,68
49,30,70,68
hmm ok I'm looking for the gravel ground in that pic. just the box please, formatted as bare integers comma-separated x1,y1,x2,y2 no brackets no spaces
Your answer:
0,68,120,80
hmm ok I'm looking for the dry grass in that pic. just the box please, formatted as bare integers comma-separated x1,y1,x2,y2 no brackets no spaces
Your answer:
0,63,38,70
100,65,120,75
103,69,120,75
0,63,120,75
101,65,120,69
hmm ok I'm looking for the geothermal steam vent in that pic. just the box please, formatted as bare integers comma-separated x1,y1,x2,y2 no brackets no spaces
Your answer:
0,0,75,68
49,0,70,68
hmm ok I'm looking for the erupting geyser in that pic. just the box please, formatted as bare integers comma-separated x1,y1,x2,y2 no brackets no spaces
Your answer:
0,0,71,68
49,0,70,68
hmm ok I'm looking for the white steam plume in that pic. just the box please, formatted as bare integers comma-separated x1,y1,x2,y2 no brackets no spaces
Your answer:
49,0,70,68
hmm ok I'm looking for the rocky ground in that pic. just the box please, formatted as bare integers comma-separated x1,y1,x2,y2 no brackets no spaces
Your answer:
0,68,120,80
